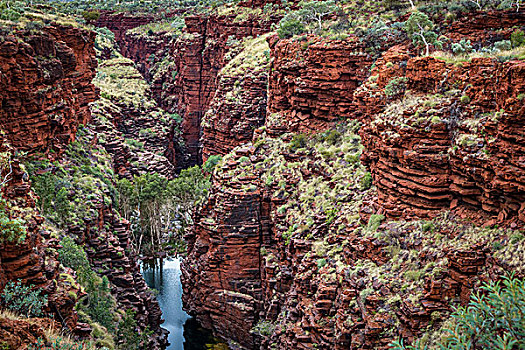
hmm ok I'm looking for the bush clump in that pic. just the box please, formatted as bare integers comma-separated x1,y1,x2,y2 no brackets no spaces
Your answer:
385,76,408,97
1,281,47,318
288,134,308,151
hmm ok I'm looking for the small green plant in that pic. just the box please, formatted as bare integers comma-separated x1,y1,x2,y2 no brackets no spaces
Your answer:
118,309,153,350
511,29,525,48
404,12,441,56
360,172,373,190
82,10,101,22
317,258,327,268
1,281,47,318
385,77,408,97
28,337,84,350
0,198,27,244
494,40,512,51
460,95,471,104
451,39,472,55
288,134,308,151
251,320,276,337
203,155,222,174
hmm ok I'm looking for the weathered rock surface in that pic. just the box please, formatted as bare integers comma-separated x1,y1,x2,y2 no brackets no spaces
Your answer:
0,138,82,333
267,35,373,135
98,8,280,165
184,10,525,350
0,24,97,156
360,50,525,225
200,34,271,161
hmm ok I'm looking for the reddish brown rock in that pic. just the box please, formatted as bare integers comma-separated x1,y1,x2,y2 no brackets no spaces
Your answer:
0,24,98,156
267,35,374,135
361,53,525,225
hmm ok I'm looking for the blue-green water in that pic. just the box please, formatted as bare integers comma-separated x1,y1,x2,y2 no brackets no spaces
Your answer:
142,258,229,350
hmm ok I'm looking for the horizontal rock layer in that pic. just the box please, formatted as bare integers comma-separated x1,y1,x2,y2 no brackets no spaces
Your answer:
0,25,97,156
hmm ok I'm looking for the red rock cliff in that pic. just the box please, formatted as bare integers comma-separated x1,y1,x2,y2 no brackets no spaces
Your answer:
0,25,98,156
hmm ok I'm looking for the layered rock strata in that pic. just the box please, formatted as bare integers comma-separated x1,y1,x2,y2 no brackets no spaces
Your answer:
267,35,373,135
0,24,98,156
98,8,280,164
359,48,525,225
200,34,271,161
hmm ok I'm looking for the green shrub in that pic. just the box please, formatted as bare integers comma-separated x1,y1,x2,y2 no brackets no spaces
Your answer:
360,172,373,190
442,274,525,349
451,39,472,55
390,274,525,350
288,134,308,151
28,337,84,350
57,237,115,331
0,198,27,244
1,281,47,317
82,10,101,22
277,0,338,38
251,320,276,337
117,309,153,350
367,214,384,232
385,77,408,97
511,29,525,48
494,40,512,51
277,18,305,39
460,95,471,104
203,155,222,173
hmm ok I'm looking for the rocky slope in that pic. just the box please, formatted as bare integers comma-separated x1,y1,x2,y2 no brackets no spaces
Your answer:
0,21,167,349
182,8,525,350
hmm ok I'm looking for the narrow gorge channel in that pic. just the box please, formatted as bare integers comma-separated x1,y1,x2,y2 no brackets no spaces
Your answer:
142,258,229,350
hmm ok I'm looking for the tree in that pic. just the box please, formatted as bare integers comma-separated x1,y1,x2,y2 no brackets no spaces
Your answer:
297,0,337,32
404,11,440,56
277,0,338,38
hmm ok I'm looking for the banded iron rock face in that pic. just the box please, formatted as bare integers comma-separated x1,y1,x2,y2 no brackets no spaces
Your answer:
183,9,525,350
0,24,167,348
97,9,280,166
0,25,98,156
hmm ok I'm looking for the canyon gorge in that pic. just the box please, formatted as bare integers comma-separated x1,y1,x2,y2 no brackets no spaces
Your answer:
0,0,524,349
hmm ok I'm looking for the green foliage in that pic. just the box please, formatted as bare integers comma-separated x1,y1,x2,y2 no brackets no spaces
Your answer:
460,95,471,104
277,0,338,38
57,237,115,331
203,155,222,174
0,1,24,21
451,39,472,55
251,319,276,337
81,10,100,21
390,274,525,350
1,281,47,318
360,172,373,190
26,126,117,231
385,76,408,97
511,29,525,48
288,134,308,152
404,12,440,56
494,40,512,51
367,214,384,232
28,337,84,350
117,309,152,350
317,258,327,268
442,274,525,349
277,18,305,39
117,167,210,254
0,198,27,244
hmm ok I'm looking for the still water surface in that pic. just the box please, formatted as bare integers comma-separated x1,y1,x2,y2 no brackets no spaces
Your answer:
142,258,229,350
